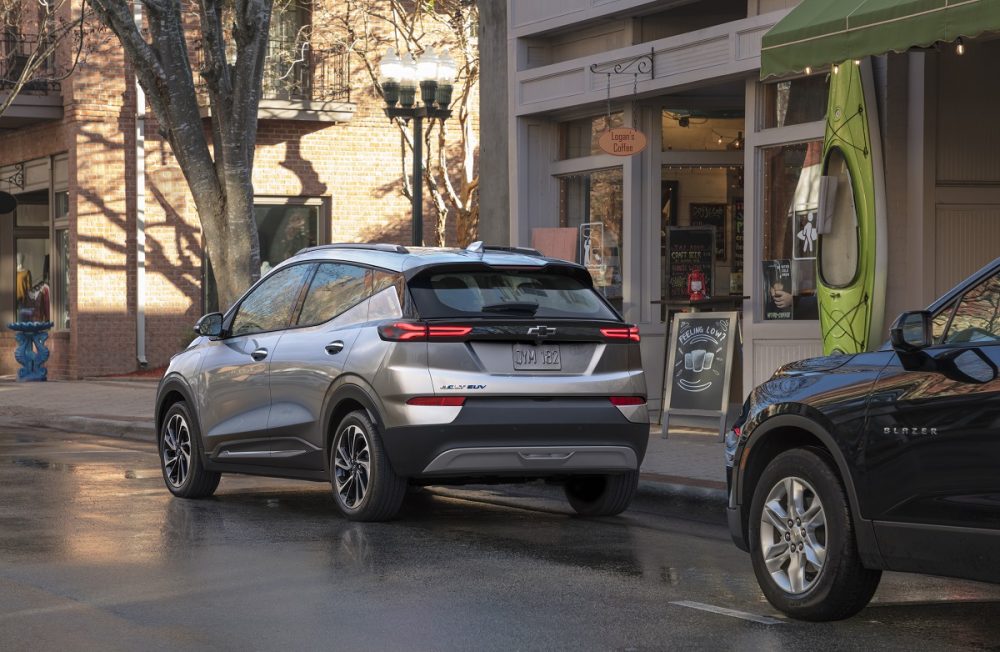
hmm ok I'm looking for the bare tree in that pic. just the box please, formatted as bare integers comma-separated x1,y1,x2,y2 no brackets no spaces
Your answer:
0,0,88,118
88,0,274,309
331,0,479,246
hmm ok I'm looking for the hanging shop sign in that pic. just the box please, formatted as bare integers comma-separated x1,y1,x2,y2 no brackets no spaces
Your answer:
598,127,647,156
0,191,16,215
661,311,739,437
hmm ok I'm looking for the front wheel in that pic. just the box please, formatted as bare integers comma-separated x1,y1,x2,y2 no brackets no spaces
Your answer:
159,401,220,499
564,471,637,516
748,448,881,621
329,410,406,522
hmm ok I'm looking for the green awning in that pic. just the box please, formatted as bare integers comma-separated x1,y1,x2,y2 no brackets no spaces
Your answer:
761,0,1000,78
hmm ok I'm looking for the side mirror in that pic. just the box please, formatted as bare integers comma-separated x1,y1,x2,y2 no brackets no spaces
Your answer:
890,310,932,352
194,312,224,338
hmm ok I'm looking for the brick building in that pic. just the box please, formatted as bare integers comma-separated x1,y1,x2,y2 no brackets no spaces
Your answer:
0,1,478,379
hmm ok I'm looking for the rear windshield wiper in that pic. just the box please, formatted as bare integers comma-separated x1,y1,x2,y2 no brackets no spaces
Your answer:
481,302,539,315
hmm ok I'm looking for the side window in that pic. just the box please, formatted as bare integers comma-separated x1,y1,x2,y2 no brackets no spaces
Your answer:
369,271,405,321
297,263,368,327
231,264,314,337
944,272,1000,344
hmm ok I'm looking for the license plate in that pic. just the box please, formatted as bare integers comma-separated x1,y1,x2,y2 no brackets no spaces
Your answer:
513,343,561,370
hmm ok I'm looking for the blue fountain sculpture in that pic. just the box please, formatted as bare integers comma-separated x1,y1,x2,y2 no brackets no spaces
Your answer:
8,321,54,381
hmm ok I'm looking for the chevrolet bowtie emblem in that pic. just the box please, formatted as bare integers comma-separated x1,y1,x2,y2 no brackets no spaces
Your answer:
527,326,556,337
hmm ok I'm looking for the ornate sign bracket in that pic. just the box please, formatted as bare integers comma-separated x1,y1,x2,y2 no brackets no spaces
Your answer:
590,47,655,96
3,163,24,190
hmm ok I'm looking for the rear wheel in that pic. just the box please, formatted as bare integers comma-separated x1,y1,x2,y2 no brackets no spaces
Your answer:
159,401,220,499
564,471,637,516
330,410,406,522
748,448,881,621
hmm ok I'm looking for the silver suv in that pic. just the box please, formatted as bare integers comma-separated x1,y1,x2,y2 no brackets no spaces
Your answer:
155,243,649,521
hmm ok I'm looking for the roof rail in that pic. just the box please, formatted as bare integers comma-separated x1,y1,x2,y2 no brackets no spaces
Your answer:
482,245,543,256
296,243,410,256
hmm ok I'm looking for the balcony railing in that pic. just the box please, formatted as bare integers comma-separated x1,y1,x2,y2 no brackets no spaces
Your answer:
194,39,350,103
0,33,60,93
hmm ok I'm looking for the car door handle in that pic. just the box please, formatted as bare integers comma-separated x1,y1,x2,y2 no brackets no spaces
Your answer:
325,341,345,355
251,348,268,361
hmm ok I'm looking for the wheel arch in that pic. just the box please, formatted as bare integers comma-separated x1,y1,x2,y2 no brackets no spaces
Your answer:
737,414,883,568
155,375,197,441
321,381,387,470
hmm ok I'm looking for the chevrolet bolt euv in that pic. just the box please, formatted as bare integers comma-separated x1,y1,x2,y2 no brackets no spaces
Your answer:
155,243,648,521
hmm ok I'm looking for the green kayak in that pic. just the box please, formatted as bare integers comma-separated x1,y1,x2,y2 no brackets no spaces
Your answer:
817,59,887,355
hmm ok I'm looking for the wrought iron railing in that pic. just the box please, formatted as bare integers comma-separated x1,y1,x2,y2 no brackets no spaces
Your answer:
193,39,350,103
0,32,60,93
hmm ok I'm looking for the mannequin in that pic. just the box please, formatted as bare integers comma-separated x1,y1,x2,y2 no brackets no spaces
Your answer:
16,252,31,305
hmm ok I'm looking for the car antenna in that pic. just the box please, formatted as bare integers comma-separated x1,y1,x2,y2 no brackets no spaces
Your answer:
466,240,485,257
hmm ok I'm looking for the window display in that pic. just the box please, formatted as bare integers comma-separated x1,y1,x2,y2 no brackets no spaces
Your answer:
559,113,623,159
761,140,823,320
558,168,623,312
15,238,50,322
255,204,319,275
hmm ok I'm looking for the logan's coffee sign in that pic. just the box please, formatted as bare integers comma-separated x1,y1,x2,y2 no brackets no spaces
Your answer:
598,127,647,156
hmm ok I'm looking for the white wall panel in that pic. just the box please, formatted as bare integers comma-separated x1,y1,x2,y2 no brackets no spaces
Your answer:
934,204,1000,295
751,339,823,387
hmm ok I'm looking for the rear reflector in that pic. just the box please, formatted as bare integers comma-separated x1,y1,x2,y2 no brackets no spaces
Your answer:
610,396,646,406
378,322,472,341
600,325,640,342
407,396,466,407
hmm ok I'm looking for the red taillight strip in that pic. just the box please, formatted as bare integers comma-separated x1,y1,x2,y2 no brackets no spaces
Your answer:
610,396,646,406
406,396,466,406
600,325,640,342
378,322,471,341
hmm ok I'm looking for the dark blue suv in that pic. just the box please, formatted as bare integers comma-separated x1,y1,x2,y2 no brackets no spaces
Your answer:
727,257,1000,620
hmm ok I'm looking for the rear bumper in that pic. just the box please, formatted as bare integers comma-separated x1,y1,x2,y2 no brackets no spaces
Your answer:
381,398,649,478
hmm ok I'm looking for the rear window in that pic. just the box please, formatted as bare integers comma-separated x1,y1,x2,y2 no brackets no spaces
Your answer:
409,269,618,320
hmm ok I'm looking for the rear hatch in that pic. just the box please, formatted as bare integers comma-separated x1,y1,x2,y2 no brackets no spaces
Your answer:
404,264,646,397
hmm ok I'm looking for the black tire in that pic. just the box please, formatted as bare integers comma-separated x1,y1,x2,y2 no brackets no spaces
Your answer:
159,401,220,499
748,448,881,621
564,471,638,516
329,410,406,522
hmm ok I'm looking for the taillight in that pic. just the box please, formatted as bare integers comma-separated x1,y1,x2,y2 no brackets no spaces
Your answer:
378,322,471,341
406,396,466,406
600,325,640,342
610,396,646,406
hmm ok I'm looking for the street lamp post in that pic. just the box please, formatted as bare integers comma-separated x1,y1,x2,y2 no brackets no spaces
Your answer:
380,47,455,247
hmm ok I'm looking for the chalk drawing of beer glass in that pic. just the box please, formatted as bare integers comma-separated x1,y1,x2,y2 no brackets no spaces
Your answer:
684,349,715,373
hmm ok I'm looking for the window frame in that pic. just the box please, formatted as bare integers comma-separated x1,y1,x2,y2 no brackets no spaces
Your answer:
937,270,1000,347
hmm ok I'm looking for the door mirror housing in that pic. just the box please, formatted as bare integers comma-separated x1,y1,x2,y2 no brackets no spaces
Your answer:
194,312,224,338
890,310,932,352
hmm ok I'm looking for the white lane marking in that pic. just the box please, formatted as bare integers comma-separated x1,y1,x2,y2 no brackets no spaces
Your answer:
670,600,785,625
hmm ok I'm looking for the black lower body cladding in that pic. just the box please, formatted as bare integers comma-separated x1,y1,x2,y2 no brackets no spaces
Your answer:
380,397,649,478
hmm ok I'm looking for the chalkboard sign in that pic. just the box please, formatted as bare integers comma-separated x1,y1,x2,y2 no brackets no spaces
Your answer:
662,312,739,434
667,227,714,300
690,203,726,261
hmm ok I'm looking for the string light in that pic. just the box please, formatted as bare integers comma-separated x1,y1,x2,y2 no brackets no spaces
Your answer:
853,59,861,65
833,63,840,74
956,37,965,55
804,66,812,75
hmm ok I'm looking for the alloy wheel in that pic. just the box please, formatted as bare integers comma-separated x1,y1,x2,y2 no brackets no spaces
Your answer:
163,413,192,488
759,476,827,595
334,424,371,509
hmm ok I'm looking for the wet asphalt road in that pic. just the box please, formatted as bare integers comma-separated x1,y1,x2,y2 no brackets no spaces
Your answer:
2,428,1000,651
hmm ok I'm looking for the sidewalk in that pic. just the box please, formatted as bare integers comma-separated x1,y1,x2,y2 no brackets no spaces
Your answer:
0,379,727,503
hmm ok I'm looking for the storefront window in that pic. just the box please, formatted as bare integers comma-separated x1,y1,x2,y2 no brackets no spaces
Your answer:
15,190,48,227
558,168,624,312
55,229,69,330
255,204,319,275
662,113,744,151
762,74,828,129
55,191,69,220
760,140,823,320
15,237,50,322
559,113,623,159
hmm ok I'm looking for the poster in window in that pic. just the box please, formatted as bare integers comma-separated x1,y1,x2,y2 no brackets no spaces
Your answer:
793,209,819,260
690,202,727,261
580,222,620,294
762,259,793,320
667,227,714,300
